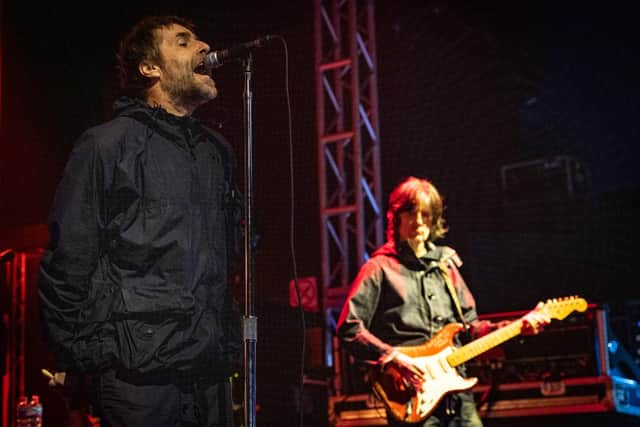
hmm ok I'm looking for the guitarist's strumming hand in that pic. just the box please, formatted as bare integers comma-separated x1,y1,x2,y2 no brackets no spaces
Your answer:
520,301,551,335
386,350,426,390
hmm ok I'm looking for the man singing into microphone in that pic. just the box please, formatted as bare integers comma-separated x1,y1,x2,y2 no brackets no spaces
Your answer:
38,16,242,427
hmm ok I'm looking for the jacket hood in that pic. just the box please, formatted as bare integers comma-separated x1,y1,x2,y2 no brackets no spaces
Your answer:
112,96,208,145
373,240,450,270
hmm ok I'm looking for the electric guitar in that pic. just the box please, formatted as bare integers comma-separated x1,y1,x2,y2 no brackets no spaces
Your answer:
369,296,588,423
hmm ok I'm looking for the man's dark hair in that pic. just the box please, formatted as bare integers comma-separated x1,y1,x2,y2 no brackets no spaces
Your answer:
386,176,448,244
116,16,196,99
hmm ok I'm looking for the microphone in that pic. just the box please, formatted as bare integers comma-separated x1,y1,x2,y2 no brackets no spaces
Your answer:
0,249,15,263
204,35,273,69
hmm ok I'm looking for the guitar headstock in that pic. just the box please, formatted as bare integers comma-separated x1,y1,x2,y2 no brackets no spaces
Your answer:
539,296,588,320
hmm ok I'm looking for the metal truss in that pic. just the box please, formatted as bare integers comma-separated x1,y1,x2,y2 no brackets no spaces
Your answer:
314,0,383,378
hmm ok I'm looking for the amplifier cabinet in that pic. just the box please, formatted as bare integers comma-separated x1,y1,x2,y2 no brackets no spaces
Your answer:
470,304,640,418
474,375,614,418
327,304,640,425
467,303,606,384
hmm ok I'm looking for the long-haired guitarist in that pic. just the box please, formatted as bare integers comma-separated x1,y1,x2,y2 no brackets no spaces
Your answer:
337,176,549,426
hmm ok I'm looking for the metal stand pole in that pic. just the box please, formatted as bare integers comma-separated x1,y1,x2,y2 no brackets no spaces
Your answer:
241,53,258,427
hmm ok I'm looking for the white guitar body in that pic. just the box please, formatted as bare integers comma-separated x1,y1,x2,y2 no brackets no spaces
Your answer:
410,346,478,418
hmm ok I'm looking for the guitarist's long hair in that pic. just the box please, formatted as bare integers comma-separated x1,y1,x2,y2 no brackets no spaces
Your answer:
386,176,448,244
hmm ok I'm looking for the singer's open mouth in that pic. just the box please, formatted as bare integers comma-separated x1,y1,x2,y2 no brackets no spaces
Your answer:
193,61,209,75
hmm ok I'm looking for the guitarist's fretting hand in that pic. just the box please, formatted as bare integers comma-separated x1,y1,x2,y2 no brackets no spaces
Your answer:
387,350,426,390
520,301,551,335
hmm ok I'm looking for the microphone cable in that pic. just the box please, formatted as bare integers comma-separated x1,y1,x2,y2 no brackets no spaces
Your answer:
271,34,307,427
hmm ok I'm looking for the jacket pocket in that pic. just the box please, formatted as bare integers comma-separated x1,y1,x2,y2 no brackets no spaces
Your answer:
116,284,195,316
81,279,118,322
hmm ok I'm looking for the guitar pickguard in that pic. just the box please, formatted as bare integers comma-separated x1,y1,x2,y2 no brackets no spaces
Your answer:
411,347,478,418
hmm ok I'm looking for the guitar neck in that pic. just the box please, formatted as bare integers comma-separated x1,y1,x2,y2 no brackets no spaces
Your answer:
446,320,523,367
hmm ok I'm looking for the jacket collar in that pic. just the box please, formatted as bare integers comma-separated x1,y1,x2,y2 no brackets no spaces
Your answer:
113,96,208,146
374,240,443,270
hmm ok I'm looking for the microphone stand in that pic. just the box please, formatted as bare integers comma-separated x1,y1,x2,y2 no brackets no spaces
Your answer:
241,53,258,427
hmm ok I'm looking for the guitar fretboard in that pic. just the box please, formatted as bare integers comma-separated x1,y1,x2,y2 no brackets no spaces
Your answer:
446,320,522,367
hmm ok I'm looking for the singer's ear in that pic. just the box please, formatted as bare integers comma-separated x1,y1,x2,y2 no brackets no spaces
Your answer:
139,60,161,79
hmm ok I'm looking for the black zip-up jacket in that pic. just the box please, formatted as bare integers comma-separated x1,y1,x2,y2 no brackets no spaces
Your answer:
337,240,479,364
38,97,242,379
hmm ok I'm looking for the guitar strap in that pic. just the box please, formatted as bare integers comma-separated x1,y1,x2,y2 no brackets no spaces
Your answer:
439,259,468,331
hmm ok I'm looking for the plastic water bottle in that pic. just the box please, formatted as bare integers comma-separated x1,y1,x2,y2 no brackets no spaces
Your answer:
16,396,30,426
29,395,43,427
